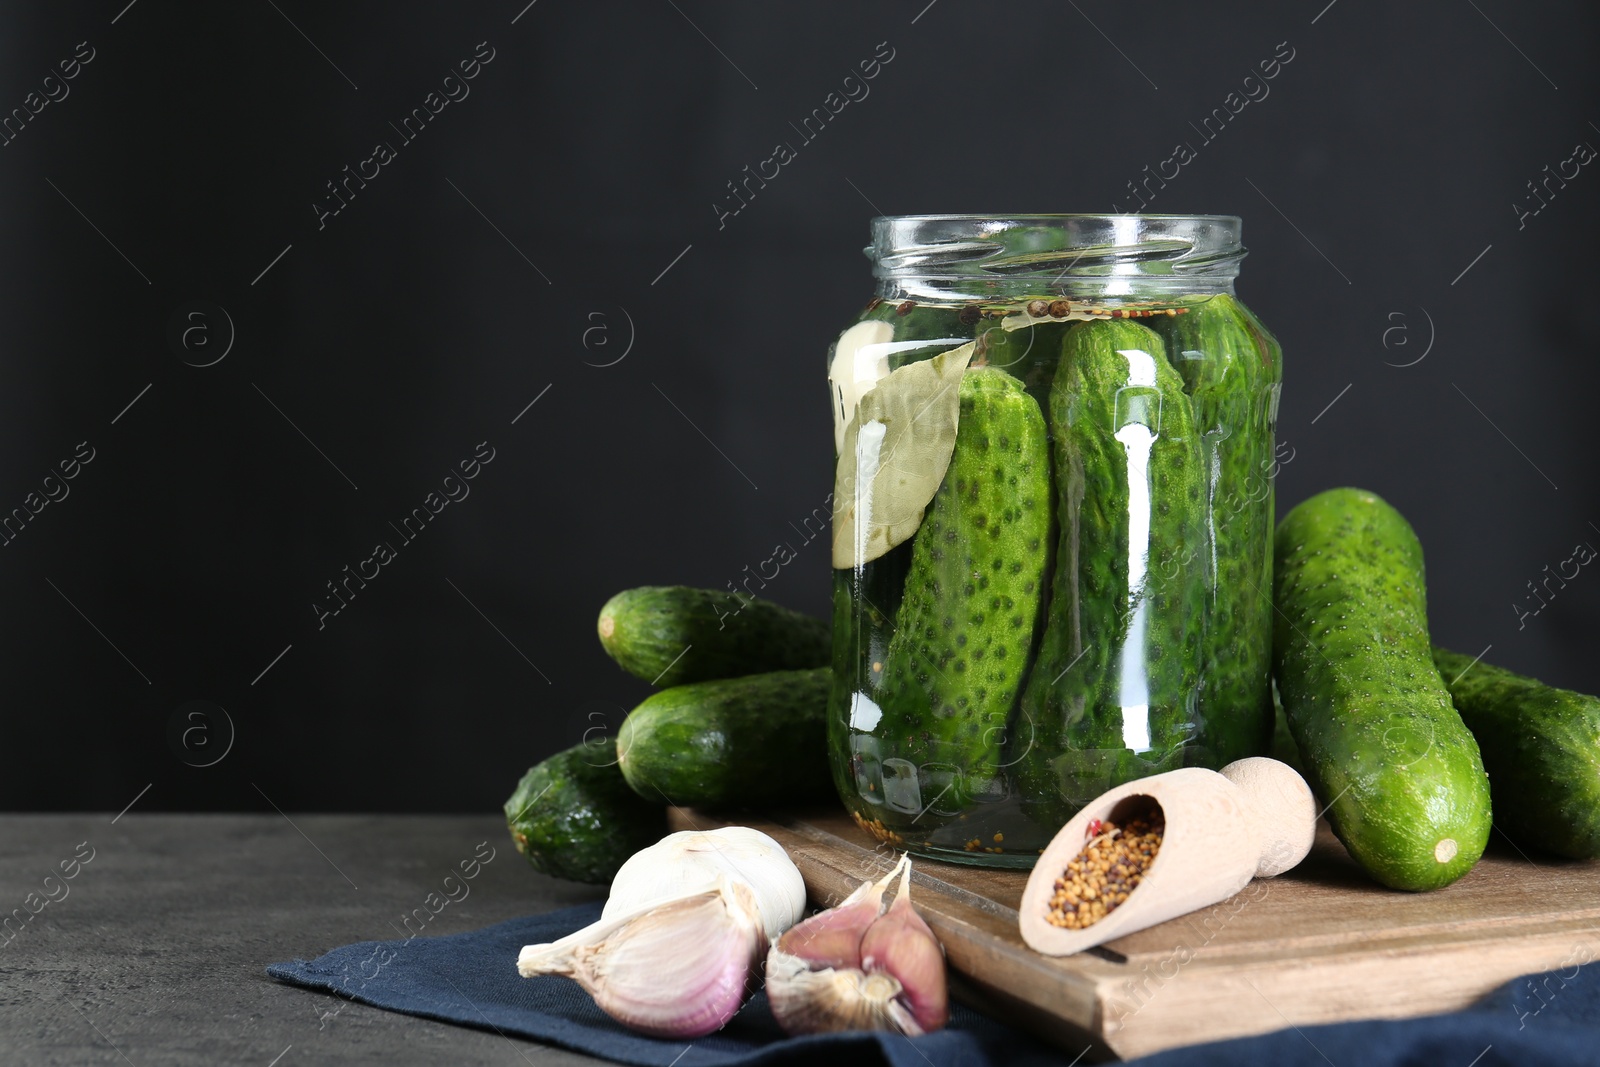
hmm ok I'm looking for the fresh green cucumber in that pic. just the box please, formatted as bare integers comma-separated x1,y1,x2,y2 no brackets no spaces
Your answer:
1014,319,1207,822
1434,648,1600,859
1273,488,1491,890
504,739,665,884
867,367,1051,807
597,586,829,686
617,668,831,807
1151,294,1282,765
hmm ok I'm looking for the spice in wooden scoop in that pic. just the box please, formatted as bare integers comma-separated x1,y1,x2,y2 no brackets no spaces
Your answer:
1044,812,1164,930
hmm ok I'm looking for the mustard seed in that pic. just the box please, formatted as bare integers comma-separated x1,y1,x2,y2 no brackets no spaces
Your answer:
1044,813,1164,930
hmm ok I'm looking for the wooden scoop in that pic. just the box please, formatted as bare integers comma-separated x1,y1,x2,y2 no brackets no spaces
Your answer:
1019,757,1317,956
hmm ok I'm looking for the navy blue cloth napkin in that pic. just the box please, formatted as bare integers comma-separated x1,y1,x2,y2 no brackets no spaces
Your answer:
267,902,1062,1066
268,902,1600,1066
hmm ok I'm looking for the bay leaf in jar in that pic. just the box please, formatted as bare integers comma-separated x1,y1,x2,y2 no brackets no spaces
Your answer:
831,341,974,569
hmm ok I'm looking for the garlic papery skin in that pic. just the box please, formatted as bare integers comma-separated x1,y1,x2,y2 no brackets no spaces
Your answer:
858,857,948,1034
518,875,766,1038
766,950,911,1035
766,854,948,1037
602,827,806,942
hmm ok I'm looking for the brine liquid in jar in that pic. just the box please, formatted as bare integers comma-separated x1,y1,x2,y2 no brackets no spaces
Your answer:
827,216,1283,867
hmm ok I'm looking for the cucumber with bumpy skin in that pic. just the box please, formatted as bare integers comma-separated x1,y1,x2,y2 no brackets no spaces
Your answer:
1151,294,1282,766
505,739,665,884
1273,488,1491,890
1434,647,1600,859
617,668,832,807
597,586,829,686
1014,319,1207,823
867,367,1051,807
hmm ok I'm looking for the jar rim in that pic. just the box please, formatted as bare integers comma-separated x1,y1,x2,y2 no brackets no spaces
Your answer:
869,213,1242,224
865,214,1246,297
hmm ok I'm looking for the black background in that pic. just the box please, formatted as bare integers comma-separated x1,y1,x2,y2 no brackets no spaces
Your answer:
1,1,1595,813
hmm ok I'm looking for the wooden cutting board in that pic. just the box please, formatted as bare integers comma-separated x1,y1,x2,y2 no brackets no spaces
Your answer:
669,807,1600,1060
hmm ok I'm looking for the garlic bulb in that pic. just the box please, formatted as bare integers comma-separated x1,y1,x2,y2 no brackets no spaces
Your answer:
518,874,766,1038
600,826,806,941
766,854,948,1036
517,827,805,1038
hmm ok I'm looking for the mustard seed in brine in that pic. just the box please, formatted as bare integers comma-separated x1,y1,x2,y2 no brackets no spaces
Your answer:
1043,813,1164,930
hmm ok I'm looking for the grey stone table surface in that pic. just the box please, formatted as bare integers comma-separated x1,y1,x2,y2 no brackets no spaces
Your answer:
0,813,616,1066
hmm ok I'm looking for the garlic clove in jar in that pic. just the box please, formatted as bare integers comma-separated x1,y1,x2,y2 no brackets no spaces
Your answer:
857,854,948,1034
766,854,948,1037
518,874,766,1039
828,319,894,455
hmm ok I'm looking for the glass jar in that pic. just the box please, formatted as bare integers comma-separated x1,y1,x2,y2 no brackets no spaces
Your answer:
827,215,1283,867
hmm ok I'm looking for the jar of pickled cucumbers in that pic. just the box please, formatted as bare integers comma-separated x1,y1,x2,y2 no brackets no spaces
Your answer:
827,215,1284,867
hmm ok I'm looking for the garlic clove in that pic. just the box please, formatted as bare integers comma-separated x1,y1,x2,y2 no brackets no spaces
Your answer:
765,948,914,1035
828,320,894,455
858,857,948,1033
767,854,948,1038
519,875,767,1039
773,855,902,971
